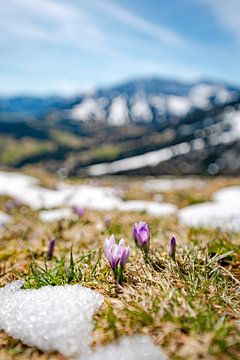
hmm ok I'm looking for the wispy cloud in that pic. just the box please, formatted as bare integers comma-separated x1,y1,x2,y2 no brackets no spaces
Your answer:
0,0,192,64
0,0,105,51
1,0,236,94
0,0,190,52
200,0,240,42
92,0,189,46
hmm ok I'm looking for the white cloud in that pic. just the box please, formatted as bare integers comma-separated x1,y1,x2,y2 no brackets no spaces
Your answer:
93,0,189,46
0,0,211,94
200,0,240,41
0,0,105,51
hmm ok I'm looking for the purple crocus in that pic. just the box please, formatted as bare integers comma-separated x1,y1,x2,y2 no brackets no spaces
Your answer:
133,221,150,249
103,235,130,282
170,236,176,259
73,207,85,217
47,238,55,260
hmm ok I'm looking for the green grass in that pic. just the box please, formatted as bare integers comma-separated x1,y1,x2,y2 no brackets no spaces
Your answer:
0,174,239,359
20,236,240,359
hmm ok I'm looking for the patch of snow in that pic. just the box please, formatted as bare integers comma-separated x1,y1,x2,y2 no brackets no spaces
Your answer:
58,183,122,211
0,172,177,217
0,281,103,357
149,95,167,115
0,211,12,224
215,88,233,104
107,96,129,126
0,171,37,196
144,178,205,192
167,95,191,117
39,208,74,222
223,110,240,142
189,84,216,109
83,335,167,360
87,141,192,176
179,186,240,231
212,186,240,204
118,200,177,216
71,98,105,121
189,83,234,109
131,98,153,122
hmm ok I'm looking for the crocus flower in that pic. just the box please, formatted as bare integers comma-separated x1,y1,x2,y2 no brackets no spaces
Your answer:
103,235,130,283
73,207,85,217
47,238,55,260
133,221,150,249
170,236,176,259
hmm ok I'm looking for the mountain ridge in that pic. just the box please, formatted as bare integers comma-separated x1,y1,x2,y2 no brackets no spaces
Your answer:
0,76,240,176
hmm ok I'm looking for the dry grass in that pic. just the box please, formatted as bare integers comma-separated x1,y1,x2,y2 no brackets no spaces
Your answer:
0,173,240,359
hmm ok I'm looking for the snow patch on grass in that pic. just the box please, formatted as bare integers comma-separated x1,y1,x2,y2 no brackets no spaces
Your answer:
0,281,103,357
0,172,177,217
39,207,74,222
179,186,240,231
0,211,12,225
83,335,167,360
144,178,205,192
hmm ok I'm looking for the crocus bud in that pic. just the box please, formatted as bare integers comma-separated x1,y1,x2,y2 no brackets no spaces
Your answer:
74,207,85,217
170,236,176,259
47,238,55,260
133,221,150,249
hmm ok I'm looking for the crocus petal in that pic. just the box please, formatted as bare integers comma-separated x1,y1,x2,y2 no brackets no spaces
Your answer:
103,235,116,259
119,246,130,267
133,221,150,248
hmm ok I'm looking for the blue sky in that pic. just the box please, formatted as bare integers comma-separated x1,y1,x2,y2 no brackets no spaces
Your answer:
0,0,239,95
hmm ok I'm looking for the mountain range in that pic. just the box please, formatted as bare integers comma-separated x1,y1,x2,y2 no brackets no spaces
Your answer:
0,77,240,176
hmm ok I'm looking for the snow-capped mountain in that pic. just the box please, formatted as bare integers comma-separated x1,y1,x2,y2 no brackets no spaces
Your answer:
70,78,239,125
0,77,240,176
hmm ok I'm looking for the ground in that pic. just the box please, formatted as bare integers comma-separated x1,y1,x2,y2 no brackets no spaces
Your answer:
0,170,239,359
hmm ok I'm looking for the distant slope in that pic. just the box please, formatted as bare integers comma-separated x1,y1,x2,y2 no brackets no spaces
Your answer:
0,77,240,175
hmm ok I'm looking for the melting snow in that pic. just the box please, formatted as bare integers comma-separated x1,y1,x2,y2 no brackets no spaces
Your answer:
223,110,240,142
83,335,167,360
131,98,153,122
0,211,12,225
179,186,240,231
167,95,191,116
87,141,193,176
71,98,105,122
0,172,177,217
118,200,177,216
0,281,103,357
39,208,74,222
108,96,129,126
0,281,166,359
144,178,205,192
